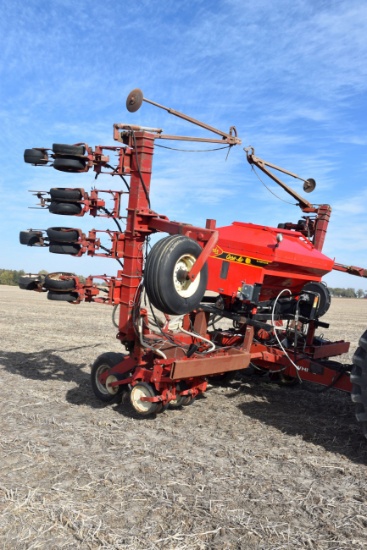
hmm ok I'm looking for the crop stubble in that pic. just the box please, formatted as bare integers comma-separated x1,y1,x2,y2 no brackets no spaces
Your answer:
0,286,366,549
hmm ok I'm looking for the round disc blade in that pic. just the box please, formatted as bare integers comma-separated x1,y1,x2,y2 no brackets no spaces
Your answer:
303,178,316,193
126,88,143,112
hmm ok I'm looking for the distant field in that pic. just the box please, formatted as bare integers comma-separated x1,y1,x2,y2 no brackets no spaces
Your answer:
0,286,367,549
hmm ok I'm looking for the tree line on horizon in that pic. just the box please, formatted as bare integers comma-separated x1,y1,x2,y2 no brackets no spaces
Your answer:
1,268,366,298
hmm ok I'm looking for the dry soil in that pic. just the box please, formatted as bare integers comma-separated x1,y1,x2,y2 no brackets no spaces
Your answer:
0,286,366,549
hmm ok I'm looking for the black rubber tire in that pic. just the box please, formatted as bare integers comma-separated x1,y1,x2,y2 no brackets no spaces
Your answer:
168,382,192,409
24,148,48,165
46,227,79,243
52,143,86,156
300,282,331,318
18,275,42,290
49,202,82,216
144,235,208,315
53,157,86,173
44,272,76,291
91,352,128,403
19,230,43,246
208,372,237,386
351,330,367,439
144,235,179,310
49,242,81,255
47,290,79,302
49,188,83,200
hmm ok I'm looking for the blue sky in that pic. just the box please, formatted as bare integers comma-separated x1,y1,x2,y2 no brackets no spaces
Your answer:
1,0,367,289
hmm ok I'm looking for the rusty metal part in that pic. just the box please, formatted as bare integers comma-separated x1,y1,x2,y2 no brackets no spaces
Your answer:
245,147,315,211
126,88,144,112
125,88,241,146
333,263,367,278
303,178,316,193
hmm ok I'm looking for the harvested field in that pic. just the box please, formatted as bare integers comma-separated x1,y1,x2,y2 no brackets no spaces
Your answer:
0,285,367,549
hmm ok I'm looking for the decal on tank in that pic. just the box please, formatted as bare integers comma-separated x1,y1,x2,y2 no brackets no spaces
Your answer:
211,246,270,268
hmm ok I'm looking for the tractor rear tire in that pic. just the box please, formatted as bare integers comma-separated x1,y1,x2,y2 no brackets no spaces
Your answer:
49,202,82,216
49,188,83,200
144,235,208,315
91,352,128,403
351,330,367,439
53,157,86,172
44,272,76,291
46,227,79,243
52,143,86,156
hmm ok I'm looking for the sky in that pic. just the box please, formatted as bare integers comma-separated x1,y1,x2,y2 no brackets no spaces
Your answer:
1,0,367,290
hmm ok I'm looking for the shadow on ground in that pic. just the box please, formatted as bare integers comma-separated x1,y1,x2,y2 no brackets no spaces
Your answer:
0,346,108,409
1,347,367,461
225,375,367,464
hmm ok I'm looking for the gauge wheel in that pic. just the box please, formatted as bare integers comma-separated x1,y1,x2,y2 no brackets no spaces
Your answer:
24,148,48,164
49,242,81,255
49,202,82,216
91,352,128,403
52,143,86,156
144,235,208,315
46,227,79,243
351,330,367,439
53,157,86,173
130,382,160,415
19,230,43,246
44,272,76,291
47,290,79,302
49,188,83,200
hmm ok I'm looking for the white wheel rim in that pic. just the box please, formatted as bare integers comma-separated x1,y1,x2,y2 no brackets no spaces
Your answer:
131,385,155,413
173,253,200,298
105,374,119,395
95,365,110,395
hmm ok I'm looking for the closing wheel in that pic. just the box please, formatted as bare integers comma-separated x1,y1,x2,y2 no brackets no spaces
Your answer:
49,188,83,200
169,381,194,408
24,148,48,165
49,242,81,255
130,382,160,415
53,157,86,172
47,290,79,302
18,274,43,290
52,143,86,156
44,272,76,291
19,230,43,246
46,227,79,243
268,372,299,386
91,352,128,403
351,330,367,439
144,235,208,315
49,202,82,216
